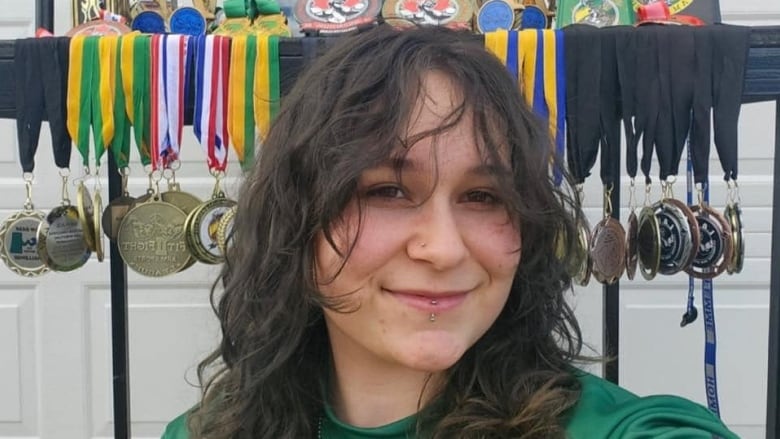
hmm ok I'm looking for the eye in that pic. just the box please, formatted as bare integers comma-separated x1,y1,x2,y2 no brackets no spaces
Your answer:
365,185,405,199
464,190,501,205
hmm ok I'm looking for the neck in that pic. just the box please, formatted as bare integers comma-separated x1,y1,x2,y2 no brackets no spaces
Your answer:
328,347,442,428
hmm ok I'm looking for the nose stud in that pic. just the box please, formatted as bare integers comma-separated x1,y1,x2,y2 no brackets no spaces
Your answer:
420,242,426,248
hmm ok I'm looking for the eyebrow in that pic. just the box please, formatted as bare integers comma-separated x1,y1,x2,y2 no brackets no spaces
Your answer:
371,156,511,177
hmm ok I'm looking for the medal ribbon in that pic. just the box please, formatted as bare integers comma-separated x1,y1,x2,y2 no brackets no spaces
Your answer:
131,35,152,167
194,35,231,172
518,30,536,108
164,35,190,163
150,34,167,170
95,35,119,169
67,35,98,169
228,35,258,170
112,35,131,170
255,35,280,159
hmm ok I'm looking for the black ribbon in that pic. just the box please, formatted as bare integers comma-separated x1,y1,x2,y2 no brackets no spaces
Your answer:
599,27,621,188
668,26,696,177
14,37,71,173
615,26,637,180
690,26,714,184
564,24,601,185
711,24,751,182
633,26,660,185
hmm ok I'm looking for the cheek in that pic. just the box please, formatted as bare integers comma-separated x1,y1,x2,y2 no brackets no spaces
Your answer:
463,216,522,274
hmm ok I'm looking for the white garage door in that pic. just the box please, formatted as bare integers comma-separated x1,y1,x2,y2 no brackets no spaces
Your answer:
0,1,776,439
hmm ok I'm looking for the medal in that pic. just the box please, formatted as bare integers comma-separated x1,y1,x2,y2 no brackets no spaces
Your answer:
93,190,104,262
185,194,237,265
296,0,381,34
725,202,744,274
589,186,625,284
37,204,91,272
476,0,515,33
0,209,48,277
117,196,190,277
655,195,699,275
625,209,638,280
686,203,732,279
573,219,592,286
76,181,97,252
637,204,660,280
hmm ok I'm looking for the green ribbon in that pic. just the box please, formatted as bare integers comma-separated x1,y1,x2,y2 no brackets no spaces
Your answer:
76,37,98,168
132,36,152,167
112,36,131,169
223,0,280,18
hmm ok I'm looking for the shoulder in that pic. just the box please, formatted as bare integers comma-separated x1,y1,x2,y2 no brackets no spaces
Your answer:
161,411,191,439
564,371,739,439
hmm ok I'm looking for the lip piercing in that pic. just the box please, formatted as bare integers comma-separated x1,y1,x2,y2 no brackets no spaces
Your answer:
429,313,436,322
430,299,438,306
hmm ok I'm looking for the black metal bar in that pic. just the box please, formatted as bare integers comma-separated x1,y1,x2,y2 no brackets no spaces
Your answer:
603,138,622,384
108,150,131,439
768,99,780,439
35,0,54,32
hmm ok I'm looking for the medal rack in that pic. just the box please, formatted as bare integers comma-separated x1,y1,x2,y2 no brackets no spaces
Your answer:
0,2,778,438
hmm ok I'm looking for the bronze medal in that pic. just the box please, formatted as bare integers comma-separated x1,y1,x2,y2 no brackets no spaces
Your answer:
589,217,626,284
685,204,732,279
725,203,744,274
102,195,136,241
573,220,592,286
0,210,49,277
117,198,190,277
37,206,92,272
295,0,382,34
76,182,97,252
637,205,661,280
216,205,236,256
93,191,104,262
185,196,237,265
625,210,638,280
383,0,474,30
655,199,699,276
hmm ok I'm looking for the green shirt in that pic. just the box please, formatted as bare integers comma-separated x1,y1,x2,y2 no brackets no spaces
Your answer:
161,373,738,438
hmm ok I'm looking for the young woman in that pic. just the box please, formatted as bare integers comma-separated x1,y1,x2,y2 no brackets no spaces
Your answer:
162,25,737,438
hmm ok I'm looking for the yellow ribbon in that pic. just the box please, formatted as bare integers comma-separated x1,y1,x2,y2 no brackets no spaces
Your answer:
542,30,557,142
120,33,138,122
66,35,86,150
97,35,118,157
254,35,272,141
228,35,249,163
519,30,537,107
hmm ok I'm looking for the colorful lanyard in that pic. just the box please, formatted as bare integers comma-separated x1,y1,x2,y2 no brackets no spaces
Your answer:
254,35,280,159
150,34,190,170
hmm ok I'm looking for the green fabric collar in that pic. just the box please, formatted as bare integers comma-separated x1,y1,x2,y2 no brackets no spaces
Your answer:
320,402,417,439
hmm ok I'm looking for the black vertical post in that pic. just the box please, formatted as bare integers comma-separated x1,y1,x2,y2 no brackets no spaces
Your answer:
108,151,131,439
35,0,54,31
604,145,621,384
767,99,780,439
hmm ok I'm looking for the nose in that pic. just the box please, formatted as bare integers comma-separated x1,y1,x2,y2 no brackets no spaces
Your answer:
406,200,468,270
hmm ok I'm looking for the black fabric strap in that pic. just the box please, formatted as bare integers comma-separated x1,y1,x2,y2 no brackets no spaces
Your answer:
668,26,695,178
655,26,676,180
690,26,714,184
14,37,72,173
711,24,751,182
615,26,637,179
564,24,601,185
599,27,620,187
633,26,659,184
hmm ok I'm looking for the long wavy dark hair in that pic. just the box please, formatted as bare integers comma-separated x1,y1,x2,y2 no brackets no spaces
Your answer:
189,25,588,438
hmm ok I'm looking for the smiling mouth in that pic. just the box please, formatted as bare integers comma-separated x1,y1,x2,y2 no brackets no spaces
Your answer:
384,289,469,313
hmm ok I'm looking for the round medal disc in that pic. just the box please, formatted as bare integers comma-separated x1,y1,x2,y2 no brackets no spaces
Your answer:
185,197,238,265
573,220,592,286
102,195,136,241
0,210,49,277
37,206,92,272
216,205,237,256
589,217,626,285
76,182,97,252
476,0,515,33
381,0,472,31
625,210,638,280
169,6,207,35
685,204,732,279
132,10,167,33
656,198,699,275
66,20,132,36
161,190,203,215
637,205,660,280
93,191,104,262
117,199,190,277
725,203,745,274
519,4,548,29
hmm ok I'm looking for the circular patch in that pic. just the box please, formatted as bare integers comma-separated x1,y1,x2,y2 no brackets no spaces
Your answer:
132,10,167,33
519,4,547,29
477,0,515,33
296,0,381,33
169,7,207,35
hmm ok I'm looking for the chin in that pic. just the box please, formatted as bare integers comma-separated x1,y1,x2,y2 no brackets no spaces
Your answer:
397,332,471,372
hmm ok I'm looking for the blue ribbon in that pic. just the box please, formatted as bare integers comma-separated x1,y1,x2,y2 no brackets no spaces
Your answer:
192,35,206,145
554,30,565,186
506,30,519,81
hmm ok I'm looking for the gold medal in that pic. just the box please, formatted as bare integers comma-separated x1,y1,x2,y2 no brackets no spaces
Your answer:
573,219,592,286
590,217,626,285
102,195,136,241
76,181,97,252
37,206,92,272
686,204,732,279
160,187,202,215
637,205,660,280
93,191,104,262
0,210,49,277
625,210,638,280
185,196,237,265
216,205,236,256
117,197,190,277
725,203,744,274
